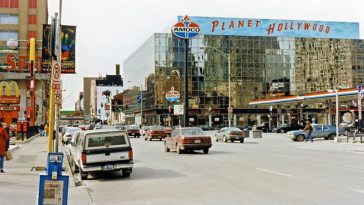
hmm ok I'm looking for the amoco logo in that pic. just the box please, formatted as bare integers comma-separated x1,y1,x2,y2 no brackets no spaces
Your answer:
165,87,180,102
171,15,201,39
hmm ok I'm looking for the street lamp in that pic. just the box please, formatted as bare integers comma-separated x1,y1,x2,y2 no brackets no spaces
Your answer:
200,46,232,127
128,81,143,126
328,89,339,142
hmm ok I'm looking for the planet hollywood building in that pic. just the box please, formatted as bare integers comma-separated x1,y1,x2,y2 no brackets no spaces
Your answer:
123,16,364,127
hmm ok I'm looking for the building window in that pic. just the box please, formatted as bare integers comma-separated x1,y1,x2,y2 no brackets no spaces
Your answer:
27,31,37,39
0,14,18,24
0,31,18,41
0,0,19,8
28,0,37,8
28,15,37,24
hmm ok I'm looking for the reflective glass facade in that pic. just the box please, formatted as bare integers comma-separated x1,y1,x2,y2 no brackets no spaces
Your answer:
124,33,364,126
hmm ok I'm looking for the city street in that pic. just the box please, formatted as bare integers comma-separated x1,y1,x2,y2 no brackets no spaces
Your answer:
76,132,364,205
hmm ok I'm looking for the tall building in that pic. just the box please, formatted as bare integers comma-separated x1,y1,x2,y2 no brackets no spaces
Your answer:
0,0,48,125
123,16,364,127
83,77,100,117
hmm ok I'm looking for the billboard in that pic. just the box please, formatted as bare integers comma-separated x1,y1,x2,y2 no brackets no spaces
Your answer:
181,16,359,39
42,25,76,74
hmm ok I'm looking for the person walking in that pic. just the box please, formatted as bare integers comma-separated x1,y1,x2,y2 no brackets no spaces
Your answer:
0,123,10,173
303,120,313,143
44,123,48,137
39,124,45,136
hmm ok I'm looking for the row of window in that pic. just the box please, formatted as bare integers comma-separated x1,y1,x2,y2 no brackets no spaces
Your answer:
0,31,36,41
0,0,37,8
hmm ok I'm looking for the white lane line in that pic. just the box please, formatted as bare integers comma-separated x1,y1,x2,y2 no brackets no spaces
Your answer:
256,168,293,178
350,187,364,194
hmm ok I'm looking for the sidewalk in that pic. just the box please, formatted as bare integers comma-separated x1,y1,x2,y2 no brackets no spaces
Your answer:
0,135,92,205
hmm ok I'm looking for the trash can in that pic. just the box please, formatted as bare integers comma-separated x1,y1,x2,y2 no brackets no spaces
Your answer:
251,130,262,139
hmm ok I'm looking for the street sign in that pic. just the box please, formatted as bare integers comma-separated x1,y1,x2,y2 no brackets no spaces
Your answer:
55,90,62,105
137,95,142,103
174,104,184,115
51,61,61,88
357,85,362,92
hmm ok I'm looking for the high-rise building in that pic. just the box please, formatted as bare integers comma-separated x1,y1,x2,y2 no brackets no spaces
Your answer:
0,0,49,125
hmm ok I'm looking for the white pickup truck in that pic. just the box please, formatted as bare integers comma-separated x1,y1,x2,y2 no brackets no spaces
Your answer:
69,129,134,180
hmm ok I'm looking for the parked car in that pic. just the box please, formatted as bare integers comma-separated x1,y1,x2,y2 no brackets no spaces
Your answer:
275,124,304,133
126,125,141,138
164,127,212,154
114,124,126,130
62,127,82,144
287,124,346,141
68,129,134,180
215,127,248,143
256,122,271,132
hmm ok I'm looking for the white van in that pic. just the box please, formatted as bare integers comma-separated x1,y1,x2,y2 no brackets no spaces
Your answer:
69,129,133,180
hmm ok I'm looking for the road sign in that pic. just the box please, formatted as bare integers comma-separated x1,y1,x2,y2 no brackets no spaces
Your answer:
174,104,184,115
137,95,142,103
357,85,362,92
55,90,62,105
52,61,61,86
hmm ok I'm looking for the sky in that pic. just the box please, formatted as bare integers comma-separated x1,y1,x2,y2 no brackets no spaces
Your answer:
48,0,364,110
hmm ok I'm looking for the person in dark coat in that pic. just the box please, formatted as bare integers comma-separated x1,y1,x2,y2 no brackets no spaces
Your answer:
0,123,10,173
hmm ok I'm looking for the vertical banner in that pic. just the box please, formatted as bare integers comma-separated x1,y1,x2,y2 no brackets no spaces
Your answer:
42,25,76,74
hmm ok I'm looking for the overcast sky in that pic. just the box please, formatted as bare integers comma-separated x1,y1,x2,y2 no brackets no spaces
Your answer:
48,0,364,110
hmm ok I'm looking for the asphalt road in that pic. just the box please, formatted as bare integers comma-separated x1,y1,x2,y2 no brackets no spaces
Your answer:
78,132,364,205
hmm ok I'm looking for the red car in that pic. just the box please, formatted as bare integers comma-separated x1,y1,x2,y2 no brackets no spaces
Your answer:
164,127,212,154
126,125,141,138
163,127,173,137
145,126,168,141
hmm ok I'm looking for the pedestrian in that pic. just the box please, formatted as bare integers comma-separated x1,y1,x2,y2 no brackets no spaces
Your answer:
44,123,48,137
39,124,45,136
0,123,10,173
303,120,313,143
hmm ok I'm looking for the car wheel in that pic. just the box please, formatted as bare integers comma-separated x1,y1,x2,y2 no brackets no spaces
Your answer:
176,144,182,154
231,139,234,143
203,148,209,154
240,138,244,143
160,138,162,141
329,133,336,140
215,138,218,142
280,129,285,134
164,142,170,152
296,135,305,142
122,170,131,177
144,137,147,141
149,137,152,141
223,136,227,142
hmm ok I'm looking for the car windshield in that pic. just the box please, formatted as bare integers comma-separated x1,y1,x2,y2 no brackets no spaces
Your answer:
128,125,139,130
150,126,164,130
180,128,204,136
227,127,241,131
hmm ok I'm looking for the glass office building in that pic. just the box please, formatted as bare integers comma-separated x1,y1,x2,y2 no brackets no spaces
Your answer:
123,17,364,127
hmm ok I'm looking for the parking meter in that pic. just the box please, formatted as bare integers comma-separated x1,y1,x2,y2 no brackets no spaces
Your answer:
38,152,69,205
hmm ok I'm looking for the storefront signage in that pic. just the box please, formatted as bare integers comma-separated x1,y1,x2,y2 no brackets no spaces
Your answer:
165,87,180,102
5,53,43,72
182,16,359,39
174,104,183,115
172,15,201,39
0,106,20,111
0,81,20,104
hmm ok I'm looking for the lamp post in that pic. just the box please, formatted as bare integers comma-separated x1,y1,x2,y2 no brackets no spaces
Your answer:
128,81,143,126
200,46,231,127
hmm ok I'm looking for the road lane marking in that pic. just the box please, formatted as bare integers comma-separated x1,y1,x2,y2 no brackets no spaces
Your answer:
350,187,364,194
256,168,293,178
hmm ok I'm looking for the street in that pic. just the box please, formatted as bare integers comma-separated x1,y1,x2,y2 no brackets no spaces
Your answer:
75,132,364,205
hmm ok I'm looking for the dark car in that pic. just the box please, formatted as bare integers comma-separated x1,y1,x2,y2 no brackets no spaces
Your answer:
164,127,212,154
256,122,271,132
275,124,304,133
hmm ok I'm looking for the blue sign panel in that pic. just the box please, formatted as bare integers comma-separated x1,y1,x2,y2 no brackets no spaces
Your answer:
137,95,142,103
178,16,359,39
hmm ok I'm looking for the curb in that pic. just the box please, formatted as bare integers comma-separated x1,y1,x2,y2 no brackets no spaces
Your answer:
13,134,40,144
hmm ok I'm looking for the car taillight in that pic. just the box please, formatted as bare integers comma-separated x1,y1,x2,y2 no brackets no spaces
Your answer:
182,138,193,144
81,152,87,164
128,149,133,160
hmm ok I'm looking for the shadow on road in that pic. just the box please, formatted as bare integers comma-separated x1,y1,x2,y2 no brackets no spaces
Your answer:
88,167,186,181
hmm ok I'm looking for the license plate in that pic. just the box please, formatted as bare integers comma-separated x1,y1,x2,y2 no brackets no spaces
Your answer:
102,164,113,170
194,139,201,143
131,133,135,135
